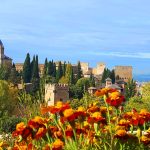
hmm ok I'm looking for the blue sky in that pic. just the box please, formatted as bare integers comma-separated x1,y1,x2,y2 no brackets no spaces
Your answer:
0,0,150,75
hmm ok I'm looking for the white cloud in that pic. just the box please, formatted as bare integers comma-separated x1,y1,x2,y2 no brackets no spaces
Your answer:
87,51,150,59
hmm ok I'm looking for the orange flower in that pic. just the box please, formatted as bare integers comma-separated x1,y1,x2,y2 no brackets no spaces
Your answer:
50,102,70,114
95,88,116,97
62,108,77,122
141,136,150,145
63,108,74,118
16,122,26,132
115,129,128,139
88,112,106,124
118,119,130,128
34,127,47,140
12,122,32,139
106,92,125,108
52,139,64,150
28,116,47,129
87,105,100,113
43,144,51,150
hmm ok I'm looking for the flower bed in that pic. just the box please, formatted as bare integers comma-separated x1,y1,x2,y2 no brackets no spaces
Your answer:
1,88,150,150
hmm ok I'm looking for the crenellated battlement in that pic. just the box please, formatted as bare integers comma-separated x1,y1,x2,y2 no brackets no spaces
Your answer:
45,83,69,105
45,83,69,90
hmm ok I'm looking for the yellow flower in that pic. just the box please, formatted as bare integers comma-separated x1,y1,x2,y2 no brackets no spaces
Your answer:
84,121,88,126
16,122,26,131
52,139,64,149
92,112,101,118
77,106,85,112
56,101,63,108
141,135,150,144
63,108,74,118
33,116,46,124
109,91,121,100
116,129,127,137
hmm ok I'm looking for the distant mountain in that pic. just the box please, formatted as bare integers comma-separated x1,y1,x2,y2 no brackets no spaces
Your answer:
133,74,150,82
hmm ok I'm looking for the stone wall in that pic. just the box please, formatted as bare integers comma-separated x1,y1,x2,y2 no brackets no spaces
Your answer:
45,84,69,106
115,66,132,82
15,63,44,75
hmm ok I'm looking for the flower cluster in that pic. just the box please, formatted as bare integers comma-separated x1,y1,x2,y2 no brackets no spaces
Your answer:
4,88,150,149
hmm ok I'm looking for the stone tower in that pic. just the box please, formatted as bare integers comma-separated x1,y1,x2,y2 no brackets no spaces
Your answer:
105,78,112,88
115,66,132,82
0,40,4,65
45,84,69,106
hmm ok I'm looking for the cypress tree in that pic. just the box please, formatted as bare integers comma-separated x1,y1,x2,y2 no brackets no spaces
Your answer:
31,55,35,77
48,61,53,76
63,61,66,76
110,69,115,84
90,73,95,87
23,53,31,83
43,58,48,76
70,66,74,85
32,55,39,79
56,61,63,82
77,61,82,81
101,68,107,83
31,55,40,93
52,63,56,77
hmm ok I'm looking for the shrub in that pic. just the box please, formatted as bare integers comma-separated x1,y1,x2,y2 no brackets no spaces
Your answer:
0,116,23,133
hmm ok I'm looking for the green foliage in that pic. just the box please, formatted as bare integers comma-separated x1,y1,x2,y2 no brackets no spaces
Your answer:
101,68,116,84
43,58,48,76
89,73,95,87
8,64,20,85
0,116,23,133
0,80,18,117
125,79,136,100
56,61,63,82
76,61,82,81
124,96,150,112
62,61,66,76
76,77,90,92
70,93,101,109
0,65,10,80
69,77,91,99
23,53,31,83
32,55,39,79
110,69,115,84
125,83,150,112
69,85,83,99
141,82,150,99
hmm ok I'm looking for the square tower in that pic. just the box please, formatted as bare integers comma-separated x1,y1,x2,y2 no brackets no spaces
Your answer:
45,84,69,106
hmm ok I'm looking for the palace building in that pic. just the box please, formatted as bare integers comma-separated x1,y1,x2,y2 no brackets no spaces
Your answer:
0,40,12,67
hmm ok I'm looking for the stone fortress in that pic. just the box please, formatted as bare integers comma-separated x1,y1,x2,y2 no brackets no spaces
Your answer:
0,40,12,67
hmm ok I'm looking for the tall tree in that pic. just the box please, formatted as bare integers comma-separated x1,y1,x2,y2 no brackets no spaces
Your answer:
8,63,19,85
32,55,39,79
63,61,66,76
31,55,40,93
52,63,56,77
77,61,82,81
47,61,53,76
23,53,31,83
56,61,63,82
70,67,75,85
110,69,115,84
101,68,107,83
30,55,35,77
43,58,48,76
90,73,95,87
